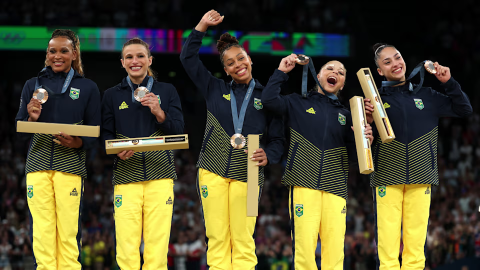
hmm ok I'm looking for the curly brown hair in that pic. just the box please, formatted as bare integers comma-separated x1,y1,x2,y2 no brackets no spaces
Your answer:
217,33,245,66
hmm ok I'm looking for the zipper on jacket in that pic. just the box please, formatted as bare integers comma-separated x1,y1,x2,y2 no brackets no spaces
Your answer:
142,152,147,180
288,143,299,171
317,103,327,190
428,141,434,170
403,92,409,184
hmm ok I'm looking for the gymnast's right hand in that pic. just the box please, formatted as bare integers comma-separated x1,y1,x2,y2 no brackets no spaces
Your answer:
195,10,224,32
117,150,134,160
27,98,42,122
278,54,297,74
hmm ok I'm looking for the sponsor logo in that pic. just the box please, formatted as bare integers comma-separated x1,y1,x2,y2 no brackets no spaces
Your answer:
119,101,129,110
70,188,78,196
306,107,316,114
341,206,346,214
425,187,430,195
223,94,231,101
166,196,173,205
384,102,391,109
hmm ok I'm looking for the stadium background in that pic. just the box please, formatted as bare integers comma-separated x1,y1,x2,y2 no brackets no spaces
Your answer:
0,0,479,269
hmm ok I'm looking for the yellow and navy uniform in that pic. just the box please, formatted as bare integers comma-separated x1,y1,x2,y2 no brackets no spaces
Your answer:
372,78,472,270
15,66,101,270
180,29,284,270
101,76,184,270
262,69,356,270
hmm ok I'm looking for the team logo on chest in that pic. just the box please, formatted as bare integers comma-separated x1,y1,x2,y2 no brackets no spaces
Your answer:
295,204,303,217
114,195,122,208
414,99,424,110
254,98,263,110
338,113,346,125
70,88,80,100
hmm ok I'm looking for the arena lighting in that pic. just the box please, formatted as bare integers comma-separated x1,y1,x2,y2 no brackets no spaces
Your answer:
0,26,349,57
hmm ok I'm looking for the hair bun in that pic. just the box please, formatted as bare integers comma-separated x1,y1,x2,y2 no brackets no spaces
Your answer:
217,33,239,54
372,43,388,55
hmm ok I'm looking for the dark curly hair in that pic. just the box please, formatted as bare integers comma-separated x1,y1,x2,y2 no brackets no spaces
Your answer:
217,33,246,66
372,43,396,67
45,29,84,75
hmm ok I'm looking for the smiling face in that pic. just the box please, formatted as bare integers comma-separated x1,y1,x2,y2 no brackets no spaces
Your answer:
121,44,152,83
223,46,253,84
46,37,77,73
316,61,346,95
376,47,406,81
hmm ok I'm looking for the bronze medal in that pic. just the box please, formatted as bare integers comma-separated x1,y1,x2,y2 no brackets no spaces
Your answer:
424,60,436,74
230,133,246,149
296,54,310,65
134,87,149,102
33,88,49,103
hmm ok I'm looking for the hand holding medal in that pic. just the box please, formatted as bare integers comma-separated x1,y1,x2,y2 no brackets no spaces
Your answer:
141,93,166,123
278,53,298,73
426,61,451,84
27,98,43,121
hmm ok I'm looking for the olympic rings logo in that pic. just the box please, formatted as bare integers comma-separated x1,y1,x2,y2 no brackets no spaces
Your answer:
0,31,26,44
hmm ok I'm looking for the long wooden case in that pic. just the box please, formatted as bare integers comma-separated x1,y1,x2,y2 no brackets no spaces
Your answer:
356,68,395,143
247,134,259,217
105,134,189,154
349,96,374,174
17,121,100,137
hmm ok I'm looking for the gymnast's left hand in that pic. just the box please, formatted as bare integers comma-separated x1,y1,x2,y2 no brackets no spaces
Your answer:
433,62,451,84
53,132,83,148
244,148,268,166
141,93,166,123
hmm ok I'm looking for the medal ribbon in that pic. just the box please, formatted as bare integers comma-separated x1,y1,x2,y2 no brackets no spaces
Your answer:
381,60,427,93
35,67,75,95
126,76,154,103
230,79,256,135
301,59,338,100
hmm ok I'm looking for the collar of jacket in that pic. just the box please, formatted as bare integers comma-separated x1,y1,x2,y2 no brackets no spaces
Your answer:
120,75,153,90
308,90,344,108
230,78,264,90
37,66,83,79
379,82,418,96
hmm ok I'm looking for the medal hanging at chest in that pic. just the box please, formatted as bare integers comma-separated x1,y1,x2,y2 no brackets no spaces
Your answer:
127,76,154,103
229,79,256,149
33,67,75,104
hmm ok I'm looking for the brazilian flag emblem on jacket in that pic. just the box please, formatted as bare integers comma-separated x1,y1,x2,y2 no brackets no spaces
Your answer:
295,204,303,217
254,98,263,110
378,186,386,198
414,99,424,110
114,195,122,208
338,113,346,125
27,185,33,199
70,88,80,100
201,185,208,198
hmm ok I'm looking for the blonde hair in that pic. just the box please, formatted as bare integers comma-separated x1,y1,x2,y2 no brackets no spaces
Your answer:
121,38,157,80
45,29,84,75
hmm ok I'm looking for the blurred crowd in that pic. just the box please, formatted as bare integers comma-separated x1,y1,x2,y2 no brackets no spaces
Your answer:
1,0,480,269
